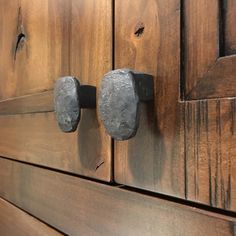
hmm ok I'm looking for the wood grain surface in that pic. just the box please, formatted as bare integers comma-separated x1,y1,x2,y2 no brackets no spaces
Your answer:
0,91,53,115
114,0,236,212
0,158,235,236
183,0,219,99
184,98,236,211
0,0,112,181
0,0,112,99
0,112,111,181
1,0,236,216
0,0,70,99
0,197,63,236
186,56,236,99
184,0,236,99
224,0,236,55
115,0,184,199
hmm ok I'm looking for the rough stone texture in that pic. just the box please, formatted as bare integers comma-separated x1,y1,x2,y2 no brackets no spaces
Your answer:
54,76,80,132
99,69,140,140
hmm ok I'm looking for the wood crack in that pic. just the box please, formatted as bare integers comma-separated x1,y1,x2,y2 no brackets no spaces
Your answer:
14,5,25,60
14,33,25,60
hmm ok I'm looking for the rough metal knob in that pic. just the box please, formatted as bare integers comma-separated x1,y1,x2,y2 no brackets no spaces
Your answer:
54,76,96,132
99,69,154,140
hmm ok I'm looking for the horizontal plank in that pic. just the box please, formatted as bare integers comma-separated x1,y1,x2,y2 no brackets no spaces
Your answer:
0,91,54,115
0,112,111,181
187,55,236,99
0,158,235,236
0,197,62,236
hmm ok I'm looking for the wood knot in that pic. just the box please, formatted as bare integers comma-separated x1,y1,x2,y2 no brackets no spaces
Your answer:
134,22,145,37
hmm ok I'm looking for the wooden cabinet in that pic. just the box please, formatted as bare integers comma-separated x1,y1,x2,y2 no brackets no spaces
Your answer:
0,1,236,234
114,0,236,212
0,0,112,181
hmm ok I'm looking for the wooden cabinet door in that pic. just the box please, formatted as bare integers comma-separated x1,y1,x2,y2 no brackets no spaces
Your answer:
183,0,236,211
0,0,112,181
114,0,236,211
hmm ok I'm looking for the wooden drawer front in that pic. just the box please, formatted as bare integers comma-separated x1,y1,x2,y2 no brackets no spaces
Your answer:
0,111,111,180
114,0,236,211
0,158,235,236
0,197,62,236
0,0,112,181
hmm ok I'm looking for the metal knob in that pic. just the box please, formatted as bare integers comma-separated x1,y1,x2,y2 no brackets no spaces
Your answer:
54,76,96,132
99,69,154,140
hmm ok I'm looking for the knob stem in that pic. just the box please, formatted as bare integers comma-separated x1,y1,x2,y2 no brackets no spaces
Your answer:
79,85,96,109
131,71,154,102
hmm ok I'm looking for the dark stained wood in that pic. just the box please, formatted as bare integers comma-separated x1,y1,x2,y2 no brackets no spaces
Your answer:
0,112,111,181
115,0,236,212
0,198,63,236
0,0,112,181
182,1,236,210
186,56,236,99
225,0,236,55
1,0,236,225
183,98,236,211
184,0,236,99
115,0,184,197
0,91,53,115
184,0,219,98
0,158,235,236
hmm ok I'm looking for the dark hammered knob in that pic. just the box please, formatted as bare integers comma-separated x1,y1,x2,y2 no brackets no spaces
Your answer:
99,69,154,140
54,76,96,132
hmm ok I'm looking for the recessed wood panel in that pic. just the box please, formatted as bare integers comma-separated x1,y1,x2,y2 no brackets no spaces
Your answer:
184,0,236,99
225,0,236,55
0,198,62,236
0,158,235,236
